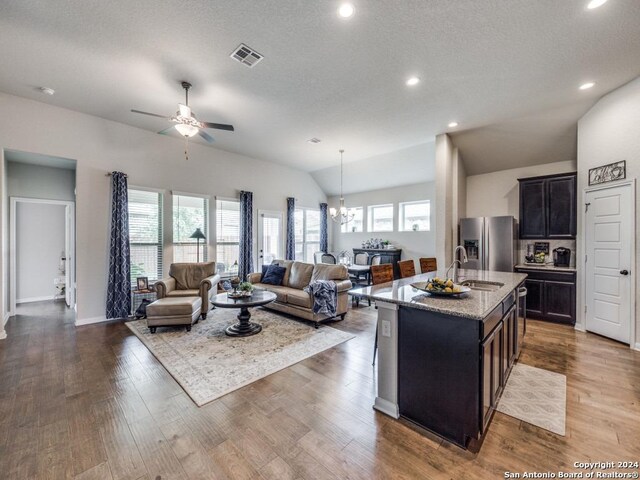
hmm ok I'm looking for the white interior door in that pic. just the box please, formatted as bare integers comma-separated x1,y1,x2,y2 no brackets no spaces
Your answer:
258,211,283,268
65,204,76,309
585,182,634,344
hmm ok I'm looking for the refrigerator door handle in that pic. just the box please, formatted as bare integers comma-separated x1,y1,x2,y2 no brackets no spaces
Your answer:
483,218,489,271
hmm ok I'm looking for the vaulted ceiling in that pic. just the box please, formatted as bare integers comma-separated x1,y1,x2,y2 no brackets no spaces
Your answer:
0,0,639,179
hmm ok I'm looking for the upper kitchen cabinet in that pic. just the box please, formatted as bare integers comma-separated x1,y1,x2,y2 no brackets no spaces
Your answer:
518,172,577,239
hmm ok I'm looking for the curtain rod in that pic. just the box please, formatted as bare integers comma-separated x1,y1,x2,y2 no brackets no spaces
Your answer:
105,172,128,178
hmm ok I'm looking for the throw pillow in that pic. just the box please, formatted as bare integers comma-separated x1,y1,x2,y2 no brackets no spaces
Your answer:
261,265,286,285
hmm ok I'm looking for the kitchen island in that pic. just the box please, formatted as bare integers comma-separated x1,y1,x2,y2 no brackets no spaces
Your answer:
350,269,527,451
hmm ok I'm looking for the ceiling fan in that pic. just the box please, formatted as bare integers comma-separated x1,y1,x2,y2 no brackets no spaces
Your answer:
131,81,234,145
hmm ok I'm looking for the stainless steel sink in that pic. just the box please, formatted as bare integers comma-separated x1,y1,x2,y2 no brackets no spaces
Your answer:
460,280,504,292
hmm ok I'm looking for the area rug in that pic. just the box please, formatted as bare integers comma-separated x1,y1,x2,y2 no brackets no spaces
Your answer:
125,308,354,406
497,363,566,435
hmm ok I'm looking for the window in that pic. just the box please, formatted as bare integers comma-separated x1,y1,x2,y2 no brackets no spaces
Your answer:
367,204,394,232
173,193,208,263
295,207,320,263
128,189,163,283
340,207,364,233
216,198,240,275
399,200,431,231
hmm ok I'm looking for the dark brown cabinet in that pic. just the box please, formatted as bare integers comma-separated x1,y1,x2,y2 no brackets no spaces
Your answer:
481,321,503,432
398,289,521,450
515,268,576,325
519,172,577,239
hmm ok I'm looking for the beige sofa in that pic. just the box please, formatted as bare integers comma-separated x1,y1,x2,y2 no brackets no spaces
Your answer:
155,262,220,319
247,260,352,328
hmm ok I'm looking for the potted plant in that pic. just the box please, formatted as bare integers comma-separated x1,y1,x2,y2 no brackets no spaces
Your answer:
238,281,254,297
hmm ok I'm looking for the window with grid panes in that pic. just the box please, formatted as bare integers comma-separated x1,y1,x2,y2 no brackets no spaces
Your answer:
128,189,163,284
295,207,320,263
216,198,240,275
173,194,209,263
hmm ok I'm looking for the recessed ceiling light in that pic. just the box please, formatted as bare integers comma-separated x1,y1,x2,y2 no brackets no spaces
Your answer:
587,0,608,9
338,3,355,18
39,87,55,95
579,82,595,90
406,76,420,86
448,122,459,128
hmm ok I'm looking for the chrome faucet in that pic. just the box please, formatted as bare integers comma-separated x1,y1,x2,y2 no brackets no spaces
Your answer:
446,245,469,283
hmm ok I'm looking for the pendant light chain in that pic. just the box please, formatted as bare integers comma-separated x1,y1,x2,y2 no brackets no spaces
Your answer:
330,149,355,225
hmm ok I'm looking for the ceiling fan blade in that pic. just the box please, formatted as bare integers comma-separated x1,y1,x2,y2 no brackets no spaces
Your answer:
202,122,235,132
198,130,215,143
178,104,191,118
157,126,176,135
131,109,170,119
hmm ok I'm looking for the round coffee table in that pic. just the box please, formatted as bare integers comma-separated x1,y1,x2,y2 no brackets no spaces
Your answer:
211,290,277,337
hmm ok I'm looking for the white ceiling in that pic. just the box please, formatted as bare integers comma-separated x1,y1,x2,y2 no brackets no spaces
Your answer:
312,142,435,196
0,0,639,177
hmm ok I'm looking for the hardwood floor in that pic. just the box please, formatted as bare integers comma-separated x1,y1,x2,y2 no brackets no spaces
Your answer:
1,301,639,479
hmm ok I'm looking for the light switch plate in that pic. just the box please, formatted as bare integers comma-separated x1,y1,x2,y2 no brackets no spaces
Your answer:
381,320,391,337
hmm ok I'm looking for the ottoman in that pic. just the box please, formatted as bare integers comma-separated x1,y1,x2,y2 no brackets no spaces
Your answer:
146,296,202,333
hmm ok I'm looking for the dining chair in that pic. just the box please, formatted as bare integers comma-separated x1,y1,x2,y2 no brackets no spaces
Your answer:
398,259,416,278
370,254,382,266
419,257,438,274
320,253,337,264
313,251,324,264
370,263,394,365
354,252,369,265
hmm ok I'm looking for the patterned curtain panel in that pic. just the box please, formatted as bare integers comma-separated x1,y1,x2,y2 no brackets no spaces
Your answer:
285,197,296,260
319,202,328,252
106,171,131,319
238,191,254,281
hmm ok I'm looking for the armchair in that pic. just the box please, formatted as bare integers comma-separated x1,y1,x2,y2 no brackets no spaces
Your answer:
155,262,220,319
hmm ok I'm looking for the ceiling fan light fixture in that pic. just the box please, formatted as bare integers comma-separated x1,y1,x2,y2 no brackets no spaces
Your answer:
175,123,199,137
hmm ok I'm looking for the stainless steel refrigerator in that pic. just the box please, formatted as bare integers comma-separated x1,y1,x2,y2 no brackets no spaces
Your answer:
459,216,517,272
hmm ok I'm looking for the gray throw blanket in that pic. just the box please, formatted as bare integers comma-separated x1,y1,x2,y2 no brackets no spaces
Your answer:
305,280,338,317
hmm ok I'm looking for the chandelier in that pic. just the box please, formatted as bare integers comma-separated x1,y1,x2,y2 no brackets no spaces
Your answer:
329,149,355,225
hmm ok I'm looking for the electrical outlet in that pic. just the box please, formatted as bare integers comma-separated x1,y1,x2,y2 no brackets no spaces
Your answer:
381,320,391,337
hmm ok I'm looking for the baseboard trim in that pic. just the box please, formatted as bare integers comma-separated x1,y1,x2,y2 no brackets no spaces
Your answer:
0,329,6,340
3,312,9,326
633,342,640,352
75,316,109,326
16,295,55,304
373,397,399,419
574,322,586,332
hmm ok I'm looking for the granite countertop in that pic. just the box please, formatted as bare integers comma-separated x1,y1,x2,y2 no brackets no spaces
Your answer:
515,263,577,273
349,269,527,321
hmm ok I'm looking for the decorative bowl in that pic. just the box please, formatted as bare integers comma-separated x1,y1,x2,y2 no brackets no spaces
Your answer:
410,281,471,297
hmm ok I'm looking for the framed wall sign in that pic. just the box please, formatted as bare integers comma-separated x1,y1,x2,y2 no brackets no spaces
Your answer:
588,160,626,186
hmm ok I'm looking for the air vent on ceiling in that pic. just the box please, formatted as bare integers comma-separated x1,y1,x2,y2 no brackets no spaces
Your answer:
307,137,322,144
230,43,263,68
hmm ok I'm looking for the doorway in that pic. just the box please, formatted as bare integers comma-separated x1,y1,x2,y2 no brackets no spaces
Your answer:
584,180,635,345
258,210,283,268
10,198,76,315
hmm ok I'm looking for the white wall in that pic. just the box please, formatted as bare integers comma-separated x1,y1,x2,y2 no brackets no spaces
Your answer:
329,182,436,263
7,161,76,201
466,160,577,219
434,135,467,269
16,202,66,302
0,92,326,325
577,76,640,348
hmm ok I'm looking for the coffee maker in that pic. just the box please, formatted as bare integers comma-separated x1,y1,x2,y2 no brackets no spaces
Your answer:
553,247,571,267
